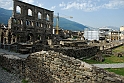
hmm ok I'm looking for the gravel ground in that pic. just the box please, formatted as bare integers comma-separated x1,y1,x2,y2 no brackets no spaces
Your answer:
0,49,29,59
92,63,124,68
0,66,22,83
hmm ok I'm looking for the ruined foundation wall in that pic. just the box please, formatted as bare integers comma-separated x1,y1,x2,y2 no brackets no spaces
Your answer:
0,51,124,83
50,46,99,59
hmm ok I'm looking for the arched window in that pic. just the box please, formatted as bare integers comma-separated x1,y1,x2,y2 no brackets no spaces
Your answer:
28,9,32,16
41,23,43,27
38,12,42,19
13,19,17,24
31,21,34,26
46,14,50,21
49,25,51,28
16,6,21,14
26,20,29,26
21,20,23,25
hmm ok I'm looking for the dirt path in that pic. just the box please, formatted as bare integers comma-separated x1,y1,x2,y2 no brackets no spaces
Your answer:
92,63,124,68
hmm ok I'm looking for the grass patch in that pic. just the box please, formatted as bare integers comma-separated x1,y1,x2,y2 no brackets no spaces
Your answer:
103,55,124,63
83,45,124,64
83,59,102,64
21,79,28,83
113,45,124,53
106,68,124,76
84,55,124,64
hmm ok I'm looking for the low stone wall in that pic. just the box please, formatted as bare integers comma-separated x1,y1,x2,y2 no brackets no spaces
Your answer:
0,51,124,83
50,46,99,59
0,53,25,77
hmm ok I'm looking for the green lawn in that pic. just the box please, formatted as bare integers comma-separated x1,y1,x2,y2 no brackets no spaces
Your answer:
83,45,124,64
83,45,124,76
106,68,124,76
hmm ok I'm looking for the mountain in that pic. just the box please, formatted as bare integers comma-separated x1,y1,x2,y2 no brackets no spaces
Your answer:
0,8,87,31
0,8,12,24
106,26,120,31
53,17,88,31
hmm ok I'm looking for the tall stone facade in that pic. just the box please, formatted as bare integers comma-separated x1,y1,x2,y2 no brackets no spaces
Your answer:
9,0,53,44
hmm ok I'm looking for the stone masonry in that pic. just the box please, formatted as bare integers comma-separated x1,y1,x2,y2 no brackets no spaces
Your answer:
0,51,124,83
8,0,53,44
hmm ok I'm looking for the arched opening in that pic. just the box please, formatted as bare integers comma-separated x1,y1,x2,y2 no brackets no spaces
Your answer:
26,20,29,26
37,35,41,40
41,23,43,27
27,33,33,41
17,19,21,24
38,12,42,19
36,22,40,27
1,32,4,43
8,31,12,44
13,19,17,24
16,6,21,14
46,14,50,21
28,9,32,16
21,20,23,25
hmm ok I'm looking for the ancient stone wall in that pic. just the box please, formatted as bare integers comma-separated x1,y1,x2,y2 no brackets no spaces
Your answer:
0,53,25,76
9,0,53,44
50,46,99,59
0,51,124,83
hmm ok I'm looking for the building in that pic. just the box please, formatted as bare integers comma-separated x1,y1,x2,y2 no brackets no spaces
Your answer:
110,31,121,41
84,28,99,41
0,0,54,53
8,0,53,44
99,28,112,41
120,26,124,40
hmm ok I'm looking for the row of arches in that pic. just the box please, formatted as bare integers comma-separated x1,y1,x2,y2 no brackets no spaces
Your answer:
16,6,50,21
12,18,52,28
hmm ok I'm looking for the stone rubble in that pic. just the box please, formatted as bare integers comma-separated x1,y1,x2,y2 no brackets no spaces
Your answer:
0,50,124,83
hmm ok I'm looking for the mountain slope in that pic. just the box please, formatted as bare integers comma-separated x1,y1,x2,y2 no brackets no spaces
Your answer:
0,8,12,24
0,8,87,31
53,17,88,31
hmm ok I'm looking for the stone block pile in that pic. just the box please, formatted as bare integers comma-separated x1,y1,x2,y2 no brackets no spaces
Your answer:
0,51,124,83
25,51,124,83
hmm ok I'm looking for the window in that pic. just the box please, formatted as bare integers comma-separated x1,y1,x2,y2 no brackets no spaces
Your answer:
26,20,29,26
13,19,17,24
28,9,32,16
38,12,42,19
36,22,40,27
41,23,43,27
46,14,50,21
21,20,23,25
16,6,21,14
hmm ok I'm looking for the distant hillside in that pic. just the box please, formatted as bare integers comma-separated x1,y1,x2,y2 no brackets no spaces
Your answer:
0,8,87,31
0,8,12,24
53,17,88,31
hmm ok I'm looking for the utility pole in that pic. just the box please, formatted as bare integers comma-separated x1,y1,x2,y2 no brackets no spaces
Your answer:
56,13,59,35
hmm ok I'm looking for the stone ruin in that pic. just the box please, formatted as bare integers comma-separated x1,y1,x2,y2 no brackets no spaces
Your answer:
0,0,99,60
0,0,53,53
0,51,124,83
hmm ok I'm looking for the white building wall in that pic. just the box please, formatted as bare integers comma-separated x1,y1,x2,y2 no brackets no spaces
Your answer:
84,29,99,40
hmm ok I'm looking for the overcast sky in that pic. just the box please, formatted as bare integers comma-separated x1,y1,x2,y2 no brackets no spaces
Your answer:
0,0,124,28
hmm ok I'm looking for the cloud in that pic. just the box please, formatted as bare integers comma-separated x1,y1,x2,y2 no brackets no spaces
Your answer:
21,0,34,4
102,0,124,9
51,6,56,10
59,0,124,12
37,3,44,8
0,0,12,10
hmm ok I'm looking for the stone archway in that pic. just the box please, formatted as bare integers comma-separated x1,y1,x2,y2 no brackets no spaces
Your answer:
8,31,12,44
1,32,4,44
27,33,34,42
